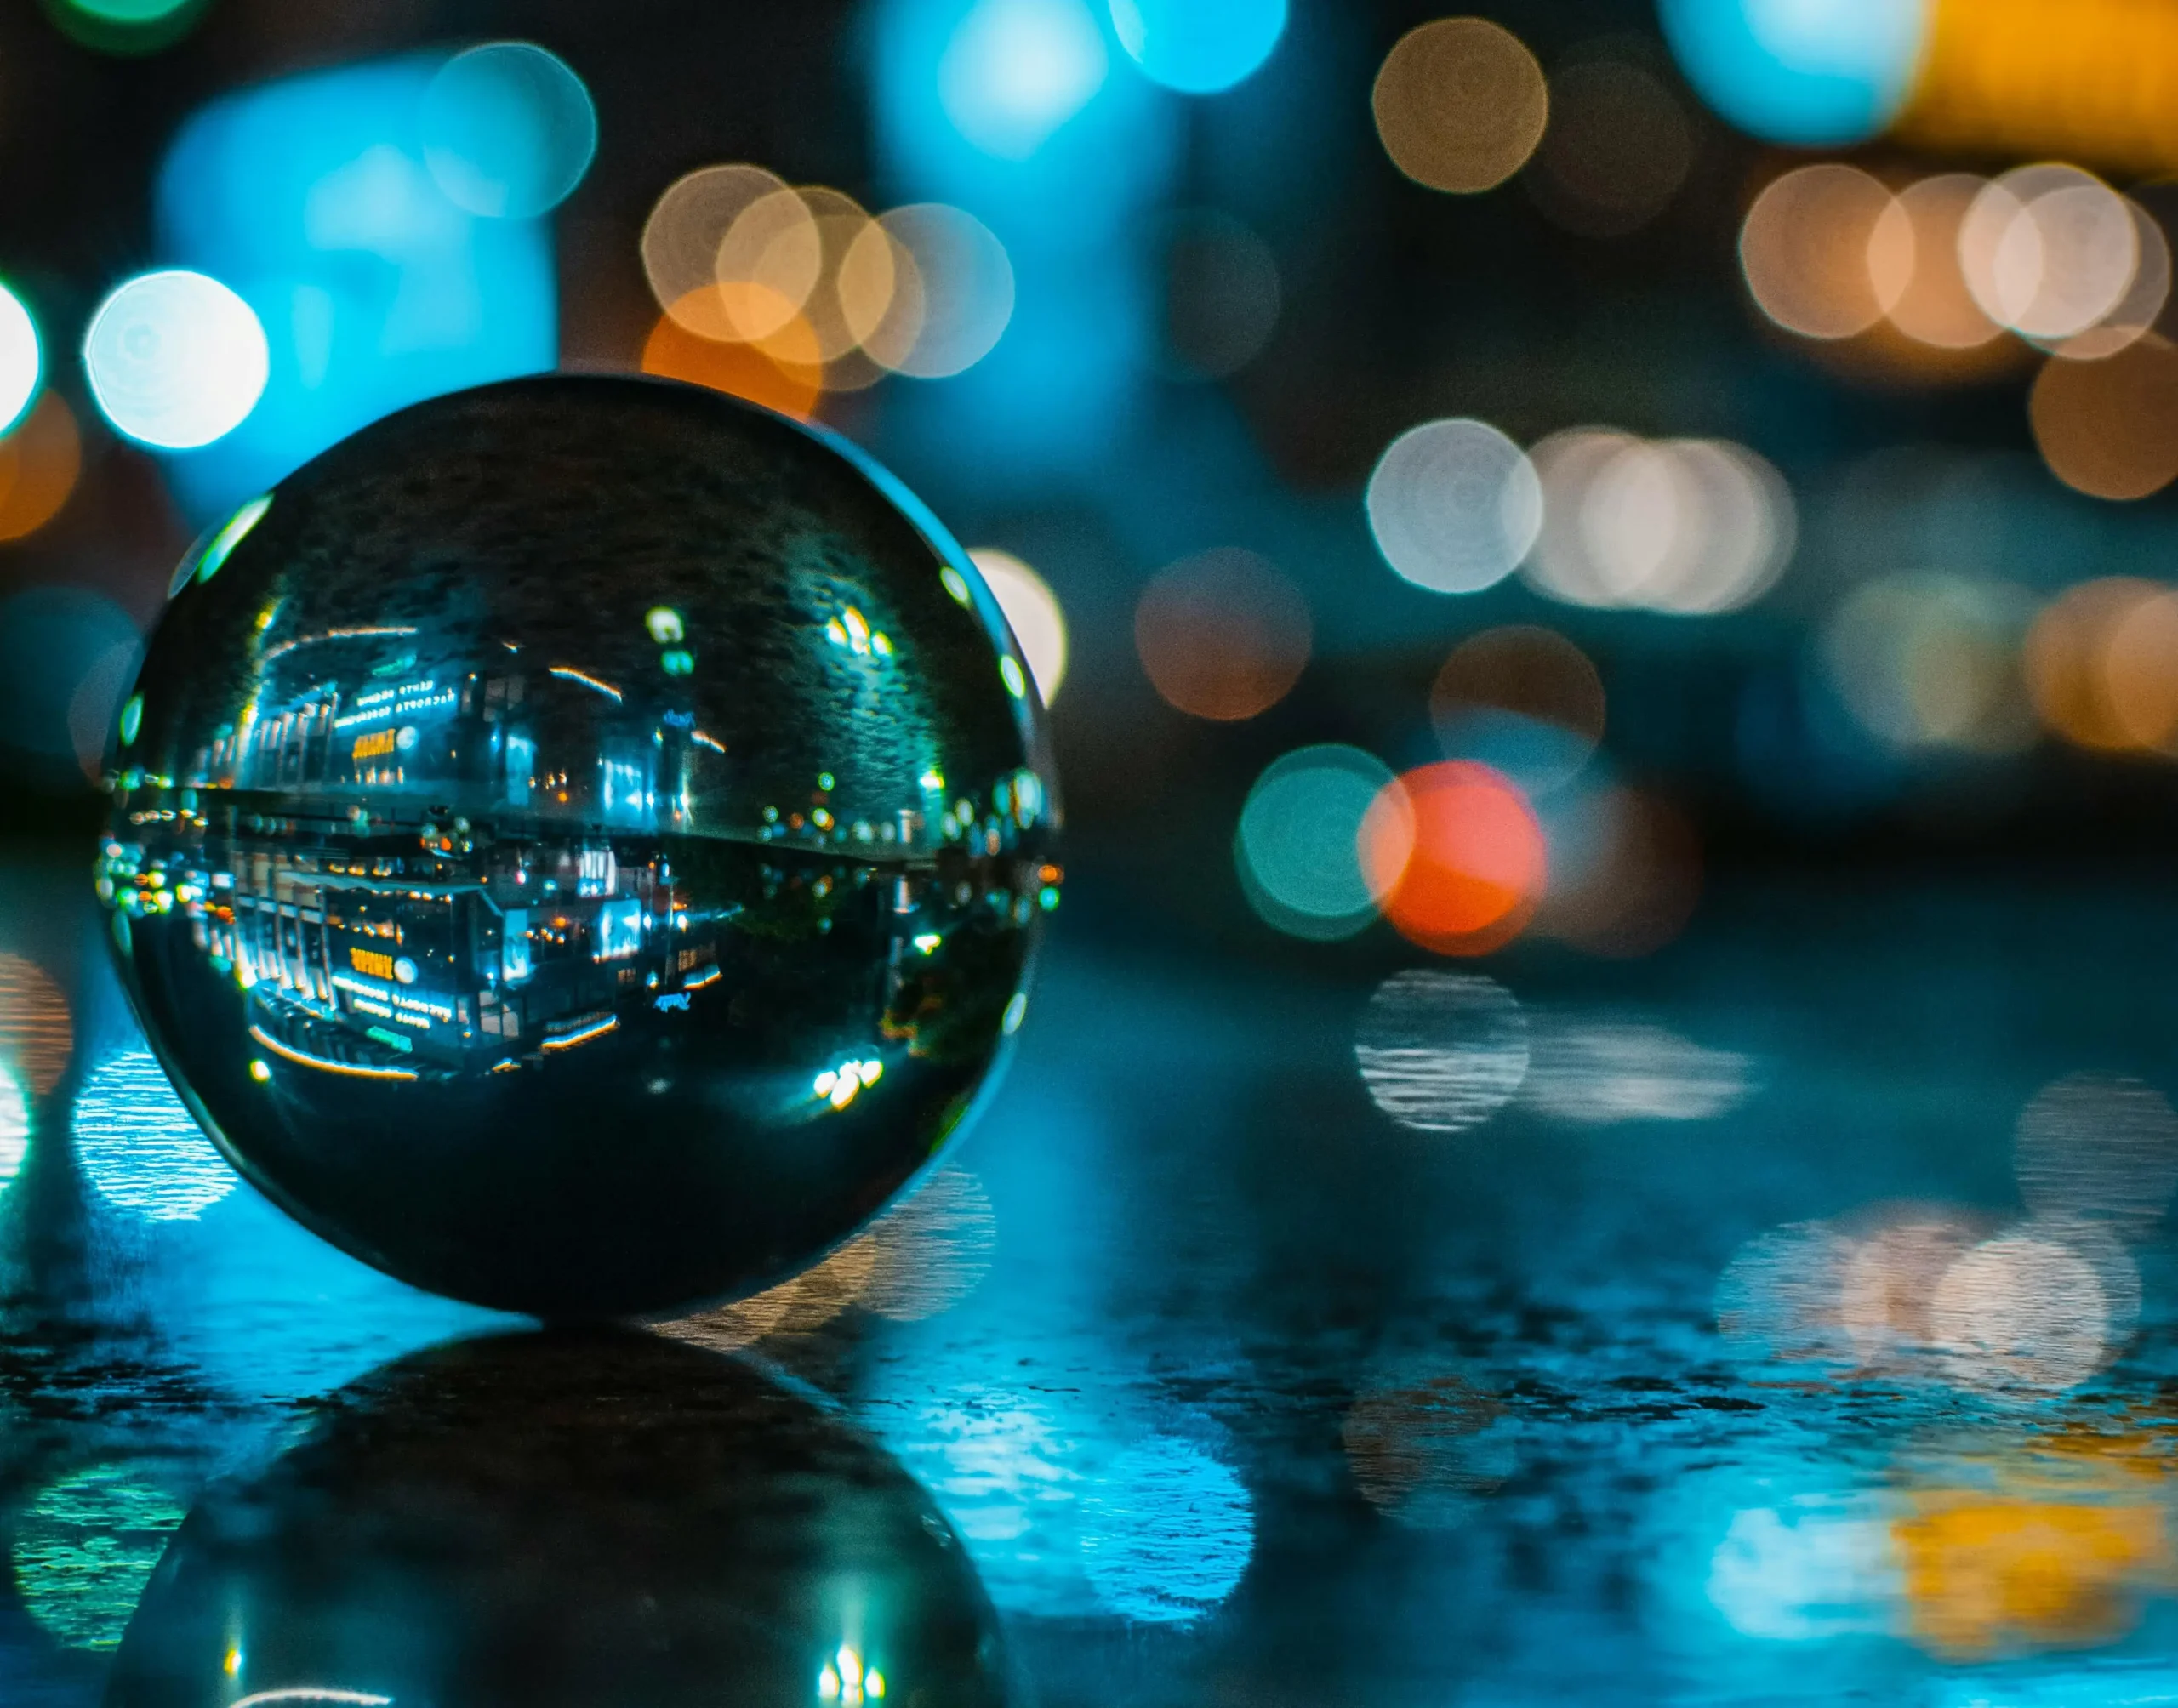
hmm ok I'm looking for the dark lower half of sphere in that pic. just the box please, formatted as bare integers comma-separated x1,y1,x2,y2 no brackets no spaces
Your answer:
105,1330,1008,1707
108,812,1038,1315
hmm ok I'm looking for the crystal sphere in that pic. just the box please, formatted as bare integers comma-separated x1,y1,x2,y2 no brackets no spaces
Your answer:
105,1330,1006,1705
99,376,1055,1316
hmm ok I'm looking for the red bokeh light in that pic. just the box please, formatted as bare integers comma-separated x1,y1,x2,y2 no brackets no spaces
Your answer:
1360,760,1545,956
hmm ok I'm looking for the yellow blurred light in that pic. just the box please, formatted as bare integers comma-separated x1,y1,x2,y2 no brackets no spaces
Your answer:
2030,335,2178,501
2098,588,2178,752
1372,18,1548,196
641,164,791,339
968,548,1068,704
1134,548,1311,722
2025,577,2175,752
0,952,71,1098
1884,175,2005,350
1741,164,1912,341
642,293,823,420
1822,572,2035,755
794,187,892,380
1527,59,1694,237
713,187,823,344
0,392,82,543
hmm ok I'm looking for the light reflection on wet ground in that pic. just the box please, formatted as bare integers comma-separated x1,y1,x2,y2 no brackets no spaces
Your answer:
7,834,2178,1701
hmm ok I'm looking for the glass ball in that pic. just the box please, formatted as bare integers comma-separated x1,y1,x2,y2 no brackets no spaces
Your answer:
99,376,1055,1317
105,1330,1006,1703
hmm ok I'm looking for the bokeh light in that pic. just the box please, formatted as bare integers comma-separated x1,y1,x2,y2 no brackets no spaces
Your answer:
419,42,597,219
1234,743,1397,941
11,1465,185,1653
1958,166,2139,343
1343,1374,1509,1525
2059,196,2171,362
1160,208,1281,379
1928,1230,2118,1393
0,952,73,1098
970,548,1069,703
1520,1015,1753,1124
1136,547,1311,720
795,186,894,376
1366,417,1542,595
1109,0,1286,95
1527,60,1696,237
1523,430,1793,614
1372,18,1548,196
1531,785,1703,958
2030,333,2178,500
0,391,83,542
642,164,792,339
44,0,203,54
0,1065,26,1196
1821,572,2035,755
0,281,38,435
2024,576,2178,752
1354,970,1529,1134
1656,0,1928,146
1884,174,2004,350
847,203,1015,379
1077,1437,1254,1622
641,293,824,420
940,0,1109,158
2015,1072,2178,1236
1740,164,1910,341
72,1049,237,1222
83,269,269,450
1360,760,1546,957
1430,625,1605,795
713,187,824,344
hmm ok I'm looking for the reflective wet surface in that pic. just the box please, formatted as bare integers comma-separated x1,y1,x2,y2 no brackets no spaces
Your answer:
11,837,2178,1702
101,377,1053,1315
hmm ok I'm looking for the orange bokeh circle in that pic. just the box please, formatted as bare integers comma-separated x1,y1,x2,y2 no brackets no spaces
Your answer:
1360,760,1546,956
641,291,824,421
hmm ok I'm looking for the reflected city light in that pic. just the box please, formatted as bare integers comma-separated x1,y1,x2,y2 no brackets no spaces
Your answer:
1343,1374,1508,1526
419,42,597,219
72,1049,238,1222
1884,174,2005,350
939,0,1109,158
969,549,1068,704
1135,547,1311,720
11,1464,186,1652
1371,18,1548,196
0,280,37,435
1160,208,1281,379
0,950,73,1096
1929,1230,2118,1393
1234,743,1398,941
0,1064,26,1195
858,1164,997,1320
2014,1072,2178,1235
1528,59,1695,238
1109,0,1286,94
1367,418,1542,595
0,390,83,542
83,269,270,450
1360,760,1545,957
1354,969,1529,1135
1519,1016,1753,1124
1657,0,1927,146
1078,1437,1254,1622
1821,572,2035,756
1429,625,1605,796
1740,165,1910,341
2030,334,2178,500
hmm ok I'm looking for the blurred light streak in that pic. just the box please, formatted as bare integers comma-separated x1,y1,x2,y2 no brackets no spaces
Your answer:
0,391,83,542
1342,1374,1508,1525
0,1065,26,1195
1429,625,1604,796
940,0,1109,157
1353,970,1528,1134
1740,165,1910,341
1360,760,1545,957
1159,208,1280,379
1135,547,1310,720
1367,418,1542,595
969,549,1068,703
0,951,73,1097
1077,1438,1253,1622
858,1165,998,1320
642,294,824,419
1657,0,1928,146
419,43,596,219
2015,1072,2178,1236
1109,0,1286,94
2031,336,2178,500
1706,1495,1901,1639
11,1465,185,1652
1234,743,1397,940
0,282,38,434
72,1049,237,1222
1372,18,1548,195
1519,1016,1753,1124
1527,60,1695,237
84,270,269,450
1532,785,1703,957
2024,577,2178,750
1715,1220,1861,1369
1885,174,2004,349
1820,572,2035,755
